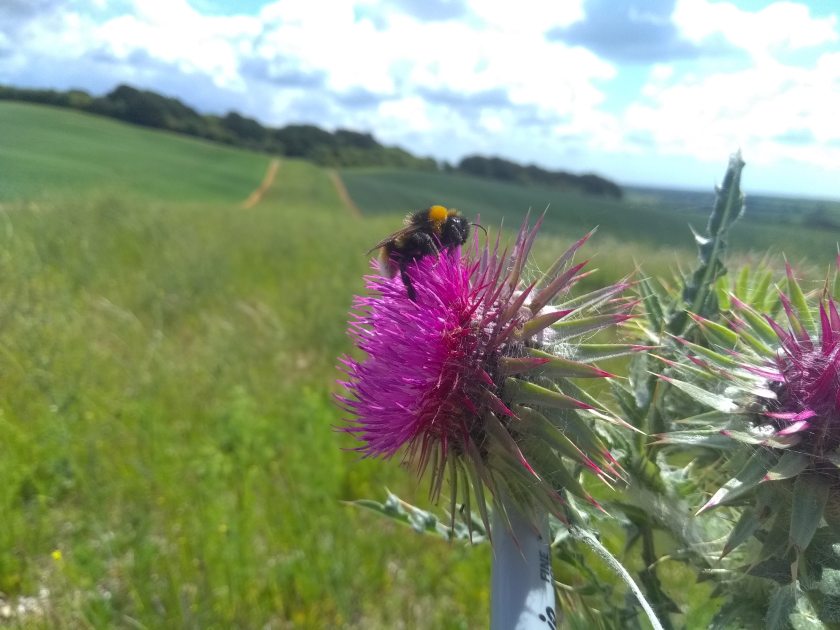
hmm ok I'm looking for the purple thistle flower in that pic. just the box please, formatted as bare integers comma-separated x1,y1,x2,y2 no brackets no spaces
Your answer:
674,285,840,466
742,295,840,459
337,216,636,531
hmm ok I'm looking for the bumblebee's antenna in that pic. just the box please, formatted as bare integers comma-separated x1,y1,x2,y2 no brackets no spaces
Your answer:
470,222,488,248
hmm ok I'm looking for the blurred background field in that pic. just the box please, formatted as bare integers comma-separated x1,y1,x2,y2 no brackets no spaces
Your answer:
1,101,838,628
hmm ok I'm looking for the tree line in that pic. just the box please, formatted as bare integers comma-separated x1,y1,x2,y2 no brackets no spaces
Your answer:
455,155,622,198
0,84,622,198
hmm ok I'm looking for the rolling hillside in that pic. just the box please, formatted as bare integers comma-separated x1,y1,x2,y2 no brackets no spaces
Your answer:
0,101,268,203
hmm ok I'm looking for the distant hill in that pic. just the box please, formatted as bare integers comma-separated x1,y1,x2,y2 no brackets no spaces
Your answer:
0,100,267,202
456,155,622,198
0,83,623,198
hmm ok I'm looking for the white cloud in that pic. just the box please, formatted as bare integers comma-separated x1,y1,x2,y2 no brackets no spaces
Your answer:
674,0,838,60
93,0,259,89
649,64,674,83
626,53,840,170
470,0,585,33
57,0,616,152
617,1,840,177
378,97,434,132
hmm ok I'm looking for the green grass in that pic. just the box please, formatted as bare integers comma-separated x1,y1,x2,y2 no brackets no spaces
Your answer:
0,159,490,628
0,102,267,203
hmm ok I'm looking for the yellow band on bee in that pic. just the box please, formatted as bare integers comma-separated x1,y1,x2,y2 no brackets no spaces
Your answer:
428,205,448,222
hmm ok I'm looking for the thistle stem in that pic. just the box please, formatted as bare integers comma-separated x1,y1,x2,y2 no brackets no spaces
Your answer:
490,500,557,630
568,525,665,630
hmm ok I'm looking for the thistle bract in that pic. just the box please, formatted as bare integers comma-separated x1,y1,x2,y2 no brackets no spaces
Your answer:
337,217,636,532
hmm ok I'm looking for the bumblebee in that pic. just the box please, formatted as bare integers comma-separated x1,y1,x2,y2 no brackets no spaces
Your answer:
368,205,472,301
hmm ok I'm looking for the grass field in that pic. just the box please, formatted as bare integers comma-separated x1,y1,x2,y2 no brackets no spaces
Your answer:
0,102,837,628
0,103,493,628
0,102,267,203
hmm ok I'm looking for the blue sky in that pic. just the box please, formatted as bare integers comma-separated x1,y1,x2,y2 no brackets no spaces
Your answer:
1,0,839,198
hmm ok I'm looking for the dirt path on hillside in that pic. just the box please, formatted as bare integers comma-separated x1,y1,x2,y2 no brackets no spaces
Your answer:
241,158,281,209
328,169,362,218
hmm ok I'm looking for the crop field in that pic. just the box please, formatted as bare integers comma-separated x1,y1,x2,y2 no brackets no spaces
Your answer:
0,102,837,628
341,167,840,264
0,102,268,203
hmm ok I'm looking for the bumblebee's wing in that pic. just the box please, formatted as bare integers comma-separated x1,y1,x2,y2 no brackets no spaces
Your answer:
366,224,423,255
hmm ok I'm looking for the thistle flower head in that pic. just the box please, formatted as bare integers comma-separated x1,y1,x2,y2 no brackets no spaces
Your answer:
759,298,840,456
337,216,636,532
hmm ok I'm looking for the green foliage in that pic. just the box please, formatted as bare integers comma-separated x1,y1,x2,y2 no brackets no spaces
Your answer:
457,154,622,198
790,475,831,554
639,156,840,629
680,152,745,327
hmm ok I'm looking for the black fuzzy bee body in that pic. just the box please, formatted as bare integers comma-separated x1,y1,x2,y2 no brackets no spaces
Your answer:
368,205,470,300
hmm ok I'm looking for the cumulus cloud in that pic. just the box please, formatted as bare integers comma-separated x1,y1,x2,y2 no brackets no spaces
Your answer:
374,0,469,22
774,129,817,146
547,0,735,63
673,0,838,59
239,57,327,89
0,0,66,22
20,0,612,149
612,0,840,176
415,87,512,110
470,0,585,33
624,52,840,171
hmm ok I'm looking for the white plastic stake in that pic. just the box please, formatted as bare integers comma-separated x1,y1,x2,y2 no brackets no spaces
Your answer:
490,501,557,630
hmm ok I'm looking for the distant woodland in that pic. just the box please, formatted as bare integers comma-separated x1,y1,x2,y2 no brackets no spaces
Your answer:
0,84,623,198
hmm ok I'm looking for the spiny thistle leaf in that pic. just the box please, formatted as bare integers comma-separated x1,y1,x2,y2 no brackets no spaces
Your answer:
790,473,831,553
698,450,776,514
654,374,740,413
766,584,799,630
572,343,656,363
639,276,665,331
504,377,593,410
350,492,488,542
764,451,810,482
730,295,779,344
722,507,761,558
654,429,735,450
550,313,634,341
523,348,615,378
690,313,740,347
785,262,816,333
707,152,746,239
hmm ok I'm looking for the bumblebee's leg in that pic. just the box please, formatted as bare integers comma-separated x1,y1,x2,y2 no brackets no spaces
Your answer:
416,231,440,255
399,263,417,301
